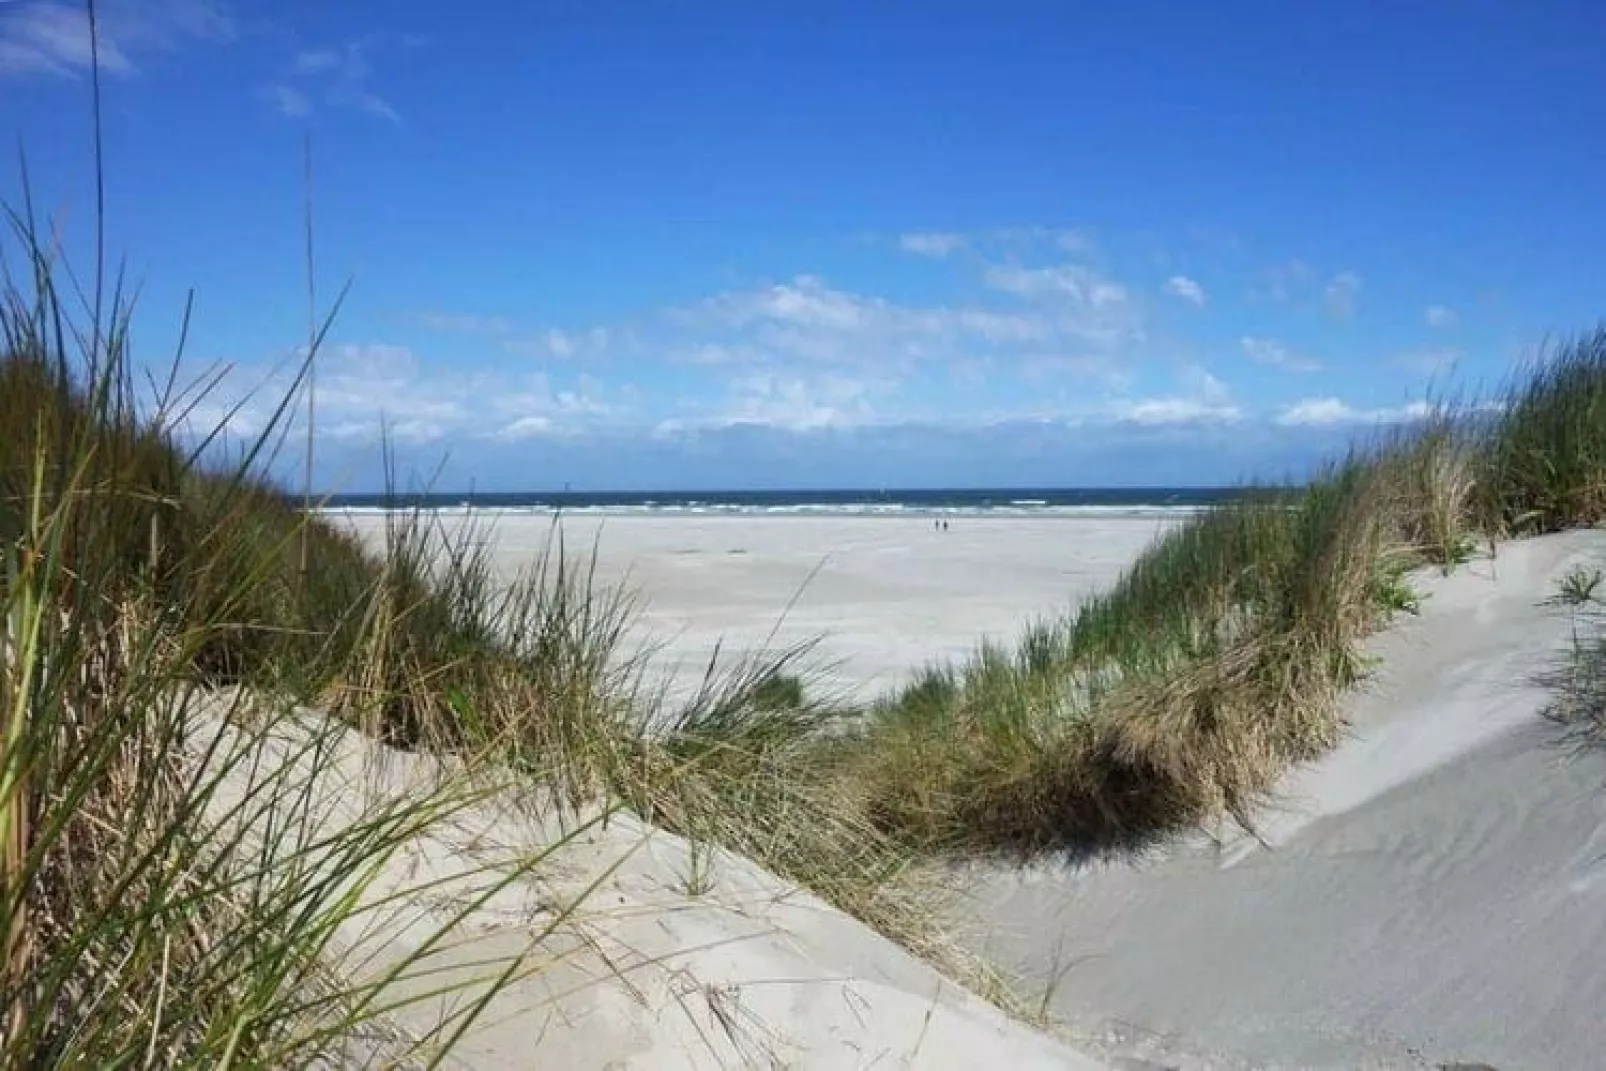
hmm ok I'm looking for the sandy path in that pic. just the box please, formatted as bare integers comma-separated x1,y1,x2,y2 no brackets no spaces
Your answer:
339,513,1177,703
955,529,1606,1070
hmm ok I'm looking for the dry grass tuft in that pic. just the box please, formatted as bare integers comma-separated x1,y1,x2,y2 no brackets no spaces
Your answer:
839,330,1606,860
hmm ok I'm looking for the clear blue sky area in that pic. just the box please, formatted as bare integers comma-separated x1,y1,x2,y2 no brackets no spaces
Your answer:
4,0,1602,490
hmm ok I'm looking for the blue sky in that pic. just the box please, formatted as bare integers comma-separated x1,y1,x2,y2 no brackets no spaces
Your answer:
3,0,1603,491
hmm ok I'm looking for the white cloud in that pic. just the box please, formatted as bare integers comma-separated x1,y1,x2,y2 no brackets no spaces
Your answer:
983,263,1128,308
1324,270,1362,319
268,37,405,122
1112,366,1239,425
0,0,230,78
262,84,310,117
680,266,1143,381
1275,397,1431,427
896,226,1091,259
719,373,876,431
692,276,1024,371
544,329,576,358
1240,335,1321,372
478,254,1149,432
899,232,967,258
1425,304,1459,329
186,342,625,449
493,415,554,440
1116,397,1242,425
1163,275,1207,307
388,419,448,444
176,399,264,440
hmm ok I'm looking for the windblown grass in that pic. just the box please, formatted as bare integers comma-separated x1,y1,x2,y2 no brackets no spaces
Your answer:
12,16,1606,1049
841,326,1606,858
1480,330,1606,534
0,255,609,1062
0,185,970,1060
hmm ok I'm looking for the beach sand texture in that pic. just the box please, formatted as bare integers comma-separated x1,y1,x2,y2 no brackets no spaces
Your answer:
340,512,1180,701
338,512,1606,1068
955,528,1606,1070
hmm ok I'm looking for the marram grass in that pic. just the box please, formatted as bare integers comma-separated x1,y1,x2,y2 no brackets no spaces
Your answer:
837,327,1606,858
8,61,1606,1059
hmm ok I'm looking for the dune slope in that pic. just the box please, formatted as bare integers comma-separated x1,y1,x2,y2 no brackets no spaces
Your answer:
196,704,1107,1070
956,529,1606,1070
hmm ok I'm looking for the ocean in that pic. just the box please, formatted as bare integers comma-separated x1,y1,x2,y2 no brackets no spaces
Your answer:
317,487,1244,518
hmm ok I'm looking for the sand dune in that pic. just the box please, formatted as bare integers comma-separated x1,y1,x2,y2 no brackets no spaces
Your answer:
237,513,1183,1068
330,512,1606,1067
956,528,1606,1070
197,704,1107,1070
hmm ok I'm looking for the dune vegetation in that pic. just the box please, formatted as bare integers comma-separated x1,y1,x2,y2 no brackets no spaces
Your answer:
1,162,994,1060
6,64,1606,1065
839,328,1606,857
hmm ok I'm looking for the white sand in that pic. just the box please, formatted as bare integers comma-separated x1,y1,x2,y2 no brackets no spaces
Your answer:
330,510,1606,1067
196,703,1108,1069
339,513,1176,703
203,511,1180,1068
955,529,1606,1070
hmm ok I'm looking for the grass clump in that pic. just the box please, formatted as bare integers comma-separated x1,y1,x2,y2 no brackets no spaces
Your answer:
1479,329,1606,534
0,194,965,1059
1543,559,1606,744
0,265,592,1062
841,327,1606,859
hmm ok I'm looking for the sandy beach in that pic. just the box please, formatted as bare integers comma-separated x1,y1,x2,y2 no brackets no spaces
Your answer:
340,512,1180,703
334,509,1606,1068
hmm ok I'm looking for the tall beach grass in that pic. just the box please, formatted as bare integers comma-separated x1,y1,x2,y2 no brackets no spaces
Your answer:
838,327,1606,857
9,5,1606,1050
0,184,974,1059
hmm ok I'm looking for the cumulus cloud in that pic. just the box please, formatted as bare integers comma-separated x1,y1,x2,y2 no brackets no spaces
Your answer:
685,263,1143,379
1163,275,1207,307
1275,397,1431,427
686,273,1096,372
1115,397,1241,424
1424,304,1459,329
1240,335,1321,373
492,415,554,441
407,251,1151,437
179,342,621,450
1,0,232,78
182,234,1457,470
1112,366,1239,425
714,372,880,431
1324,270,1362,319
